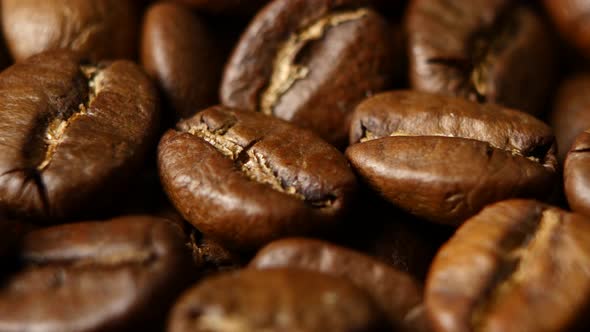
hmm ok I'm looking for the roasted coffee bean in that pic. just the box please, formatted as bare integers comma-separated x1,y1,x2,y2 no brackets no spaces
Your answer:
426,200,590,332
0,50,159,220
221,0,395,146
346,91,557,225
1,0,139,62
564,130,590,216
544,0,590,59
349,91,556,148
406,0,554,115
0,216,193,332
141,2,222,120
170,0,269,15
250,238,428,332
158,106,356,249
347,136,555,226
168,268,388,332
550,73,590,163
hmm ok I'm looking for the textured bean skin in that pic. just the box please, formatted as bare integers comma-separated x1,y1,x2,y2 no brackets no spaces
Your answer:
426,200,590,332
0,50,159,220
158,106,357,249
406,0,555,115
221,0,395,146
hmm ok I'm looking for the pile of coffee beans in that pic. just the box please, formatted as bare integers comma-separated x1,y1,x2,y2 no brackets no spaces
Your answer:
0,0,589,331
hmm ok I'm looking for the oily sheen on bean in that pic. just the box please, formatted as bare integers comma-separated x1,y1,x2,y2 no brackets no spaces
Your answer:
0,50,159,220
405,0,555,115
550,73,590,162
221,0,396,146
346,91,556,225
0,216,193,332
1,0,139,62
158,106,357,249
426,200,590,332
141,2,222,120
565,130,590,217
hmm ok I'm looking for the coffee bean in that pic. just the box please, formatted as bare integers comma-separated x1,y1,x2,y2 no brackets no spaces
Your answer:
220,0,396,146
250,238,428,332
0,50,159,220
426,200,590,332
158,105,357,249
1,0,139,62
0,216,193,332
406,0,555,115
168,268,388,332
346,91,556,225
349,91,556,149
544,0,590,59
141,2,222,120
550,73,590,163
564,130,590,217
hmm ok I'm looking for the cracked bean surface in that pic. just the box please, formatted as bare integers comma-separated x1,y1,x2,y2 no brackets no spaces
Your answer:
405,0,555,115
0,50,159,220
158,106,357,249
221,0,396,146
426,200,590,332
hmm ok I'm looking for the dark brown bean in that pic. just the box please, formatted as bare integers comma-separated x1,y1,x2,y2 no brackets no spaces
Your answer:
250,238,428,332
0,216,194,332
565,130,590,216
550,73,590,163
168,268,388,332
221,0,396,146
544,0,590,59
347,136,555,225
406,0,555,115
426,200,590,332
141,2,222,119
158,105,357,249
349,91,557,155
346,91,556,225
1,0,139,62
0,50,159,220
